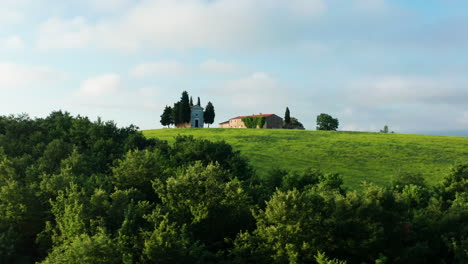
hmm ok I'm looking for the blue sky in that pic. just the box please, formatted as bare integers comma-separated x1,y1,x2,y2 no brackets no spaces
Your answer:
1,0,468,135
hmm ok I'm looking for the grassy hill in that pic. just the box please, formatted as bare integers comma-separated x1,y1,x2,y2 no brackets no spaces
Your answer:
143,128,468,189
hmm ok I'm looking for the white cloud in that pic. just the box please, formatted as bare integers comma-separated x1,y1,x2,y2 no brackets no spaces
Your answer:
77,74,121,97
37,17,91,49
138,87,159,98
348,76,468,106
0,10,24,24
86,0,131,12
214,72,287,110
0,1,32,23
35,0,326,52
0,62,66,88
130,61,188,78
0,36,24,50
199,59,246,75
130,59,247,78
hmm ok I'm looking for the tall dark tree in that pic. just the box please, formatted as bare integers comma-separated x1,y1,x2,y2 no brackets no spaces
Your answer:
197,97,201,106
160,106,174,128
172,102,181,126
190,96,194,107
176,91,191,125
316,113,339,131
203,102,215,128
284,107,291,125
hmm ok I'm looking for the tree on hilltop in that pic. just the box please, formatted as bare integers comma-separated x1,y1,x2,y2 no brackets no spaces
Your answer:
160,106,174,128
283,107,304,129
180,91,191,123
316,113,339,131
204,102,215,128
172,91,191,126
284,107,291,125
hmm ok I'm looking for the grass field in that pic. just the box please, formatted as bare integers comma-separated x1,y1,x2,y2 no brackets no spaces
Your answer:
143,128,468,189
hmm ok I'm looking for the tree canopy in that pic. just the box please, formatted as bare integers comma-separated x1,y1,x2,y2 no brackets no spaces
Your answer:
284,107,291,125
316,113,339,131
203,102,215,128
160,106,174,128
0,111,466,263
283,107,304,129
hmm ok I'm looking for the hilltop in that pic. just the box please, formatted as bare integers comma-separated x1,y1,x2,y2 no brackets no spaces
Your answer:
143,128,468,189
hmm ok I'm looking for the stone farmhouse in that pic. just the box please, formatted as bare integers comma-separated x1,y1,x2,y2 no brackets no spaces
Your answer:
219,114,283,129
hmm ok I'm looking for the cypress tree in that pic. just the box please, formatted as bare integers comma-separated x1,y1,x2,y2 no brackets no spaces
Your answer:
190,96,193,107
172,102,181,125
180,91,191,123
197,97,201,106
285,107,291,125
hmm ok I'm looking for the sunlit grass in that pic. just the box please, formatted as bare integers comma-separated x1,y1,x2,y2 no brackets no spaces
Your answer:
143,128,468,189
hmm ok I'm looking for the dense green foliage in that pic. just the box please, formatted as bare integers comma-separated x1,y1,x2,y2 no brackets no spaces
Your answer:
317,113,339,131
160,106,174,128
242,116,267,128
1,112,467,263
179,91,192,124
204,102,215,127
283,108,304,129
171,91,192,126
144,128,468,189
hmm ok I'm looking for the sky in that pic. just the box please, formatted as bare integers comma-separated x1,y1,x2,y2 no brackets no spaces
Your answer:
1,0,468,136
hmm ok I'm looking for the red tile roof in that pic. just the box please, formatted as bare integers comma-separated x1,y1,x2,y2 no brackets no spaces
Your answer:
231,114,273,120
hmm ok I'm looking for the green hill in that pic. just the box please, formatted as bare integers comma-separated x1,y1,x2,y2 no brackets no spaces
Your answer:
143,128,468,188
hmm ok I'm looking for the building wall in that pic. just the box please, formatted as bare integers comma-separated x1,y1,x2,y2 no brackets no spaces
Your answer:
190,106,204,128
229,118,246,128
265,115,283,128
219,114,283,129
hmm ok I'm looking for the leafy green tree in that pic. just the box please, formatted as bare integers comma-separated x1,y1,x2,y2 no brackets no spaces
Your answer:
316,113,339,131
170,135,253,181
190,96,193,107
40,231,121,264
197,97,201,106
203,102,215,128
233,188,333,264
284,117,305,129
380,125,389,133
315,251,347,264
160,106,174,128
2,109,468,263
153,162,254,253
112,149,169,200
284,107,291,125
0,152,28,262
143,210,207,264
392,172,426,191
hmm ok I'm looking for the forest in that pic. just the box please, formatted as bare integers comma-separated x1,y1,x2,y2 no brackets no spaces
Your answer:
0,111,466,264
